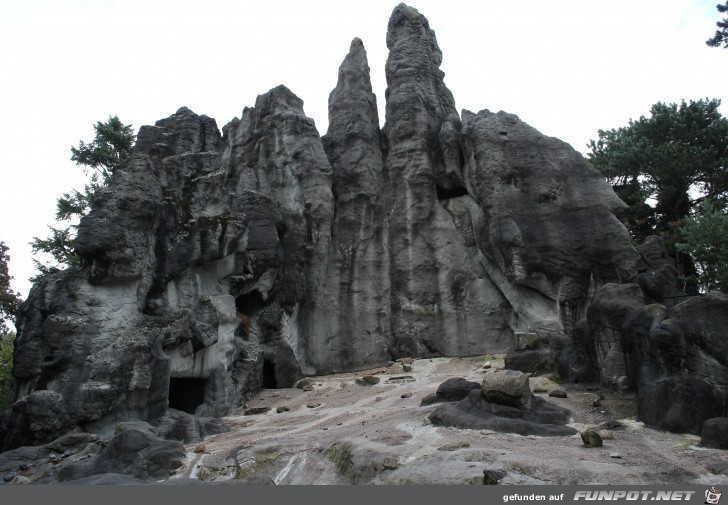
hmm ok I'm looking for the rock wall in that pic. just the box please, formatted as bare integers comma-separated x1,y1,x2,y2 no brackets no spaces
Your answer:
3,4,639,449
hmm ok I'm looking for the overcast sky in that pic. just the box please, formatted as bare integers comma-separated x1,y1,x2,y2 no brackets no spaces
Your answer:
1,0,727,305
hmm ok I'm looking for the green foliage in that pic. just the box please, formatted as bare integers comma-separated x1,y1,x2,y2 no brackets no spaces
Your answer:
676,201,728,293
0,242,23,335
30,116,134,282
70,115,135,181
29,227,80,283
0,332,15,411
707,2,728,49
588,99,728,244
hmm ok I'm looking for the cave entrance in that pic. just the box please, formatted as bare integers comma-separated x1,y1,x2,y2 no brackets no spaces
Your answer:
262,359,278,389
436,184,469,200
235,290,265,317
168,377,206,414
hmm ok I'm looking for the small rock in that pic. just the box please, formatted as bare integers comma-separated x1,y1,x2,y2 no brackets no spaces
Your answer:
549,388,567,398
402,363,412,372
356,375,380,386
194,443,206,453
294,379,312,389
302,384,314,392
375,396,384,401
306,402,321,409
482,469,506,485
483,361,492,369
609,452,622,459
244,406,271,415
400,392,413,399
276,406,290,413
18,463,30,471
599,430,614,440
49,453,58,462
581,430,604,448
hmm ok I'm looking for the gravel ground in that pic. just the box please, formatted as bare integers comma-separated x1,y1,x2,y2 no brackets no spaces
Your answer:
175,356,728,485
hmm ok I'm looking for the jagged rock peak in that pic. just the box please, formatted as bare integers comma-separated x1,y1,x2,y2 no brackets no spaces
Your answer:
386,3,441,62
325,38,379,142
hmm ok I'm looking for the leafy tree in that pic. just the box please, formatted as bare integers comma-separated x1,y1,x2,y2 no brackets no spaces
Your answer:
588,99,728,245
676,200,728,293
30,116,134,282
0,332,15,411
707,2,728,49
0,242,23,335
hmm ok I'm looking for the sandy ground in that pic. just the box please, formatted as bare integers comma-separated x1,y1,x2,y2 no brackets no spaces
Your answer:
174,356,728,485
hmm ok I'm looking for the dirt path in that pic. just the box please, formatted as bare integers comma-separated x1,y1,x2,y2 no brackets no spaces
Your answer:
176,356,728,485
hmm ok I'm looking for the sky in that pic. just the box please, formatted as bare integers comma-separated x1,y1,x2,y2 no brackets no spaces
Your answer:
1,0,727,307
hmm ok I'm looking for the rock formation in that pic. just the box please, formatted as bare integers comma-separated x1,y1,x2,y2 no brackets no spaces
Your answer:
565,284,728,434
428,371,577,436
11,3,723,455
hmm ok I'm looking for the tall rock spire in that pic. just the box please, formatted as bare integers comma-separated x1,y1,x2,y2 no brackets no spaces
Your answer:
319,38,392,371
383,4,512,357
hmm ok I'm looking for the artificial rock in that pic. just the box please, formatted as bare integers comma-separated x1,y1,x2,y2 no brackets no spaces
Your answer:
4,4,651,450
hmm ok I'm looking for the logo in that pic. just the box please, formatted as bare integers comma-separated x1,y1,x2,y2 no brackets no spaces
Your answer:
706,487,722,505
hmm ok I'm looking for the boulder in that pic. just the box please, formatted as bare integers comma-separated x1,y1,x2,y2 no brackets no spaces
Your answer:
434,378,481,402
481,370,536,410
504,348,554,374
429,390,576,437
580,430,603,448
56,428,185,482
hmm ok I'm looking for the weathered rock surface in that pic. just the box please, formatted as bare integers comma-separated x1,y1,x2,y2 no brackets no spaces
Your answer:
0,427,185,483
434,377,481,402
565,284,728,434
429,389,576,437
428,370,575,436
482,370,536,410
461,109,638,336
4,4,668,452
702,418,728,450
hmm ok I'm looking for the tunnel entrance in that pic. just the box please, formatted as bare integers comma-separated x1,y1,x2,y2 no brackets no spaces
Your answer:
436,184,469,200
262,359,278,389
168,377,206,414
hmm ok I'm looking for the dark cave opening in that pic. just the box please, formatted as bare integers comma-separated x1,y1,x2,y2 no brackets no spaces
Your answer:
168,377,206,414
235,290,265,317
262,359,278,389
436,184,469,200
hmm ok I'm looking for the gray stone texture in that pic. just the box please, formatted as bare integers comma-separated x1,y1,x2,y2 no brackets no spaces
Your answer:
428,389,576,436
567,284,728,434
3,4,660,449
